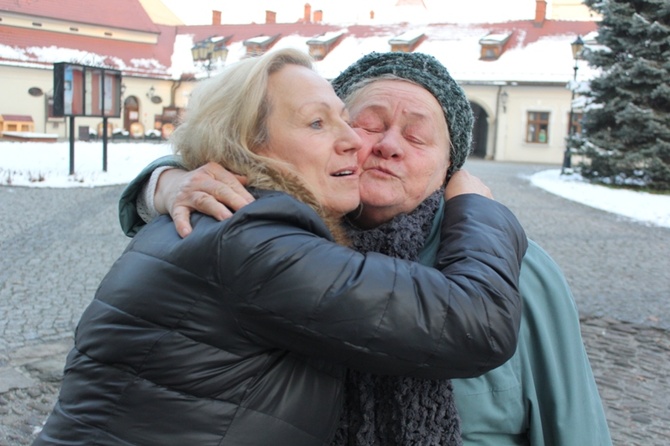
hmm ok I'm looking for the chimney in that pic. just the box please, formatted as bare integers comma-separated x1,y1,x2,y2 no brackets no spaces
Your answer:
212,10,221,25
304,3,312,23
370,10,375,20
266,10,276,24
313,10,323,22
534,0,547,27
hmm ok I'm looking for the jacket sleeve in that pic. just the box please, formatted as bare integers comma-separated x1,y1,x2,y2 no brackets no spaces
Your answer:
219,193,527,380
118,155,184,237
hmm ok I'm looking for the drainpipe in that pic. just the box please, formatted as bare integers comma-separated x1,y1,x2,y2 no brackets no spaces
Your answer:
170,79,182,108
492,84,504,160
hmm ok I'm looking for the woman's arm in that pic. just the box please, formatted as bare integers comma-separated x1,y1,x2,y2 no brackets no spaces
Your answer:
118,158,254,237
122,164,495,238
119,155,183,236
220,193,527,380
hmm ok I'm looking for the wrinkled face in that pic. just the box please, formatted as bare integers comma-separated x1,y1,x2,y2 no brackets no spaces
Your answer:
346,80,450,227
261,65,362,216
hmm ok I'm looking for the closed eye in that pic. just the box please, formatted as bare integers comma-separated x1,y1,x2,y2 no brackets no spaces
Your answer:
352,120,383,133
358,126,382,134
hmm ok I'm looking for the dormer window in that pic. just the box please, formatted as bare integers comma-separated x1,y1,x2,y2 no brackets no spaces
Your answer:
479,32,512,61
389,30,425,53
306,31,345,61
243,34,280,57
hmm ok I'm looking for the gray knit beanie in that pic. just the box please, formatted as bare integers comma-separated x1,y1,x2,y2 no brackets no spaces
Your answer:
331,52,474,177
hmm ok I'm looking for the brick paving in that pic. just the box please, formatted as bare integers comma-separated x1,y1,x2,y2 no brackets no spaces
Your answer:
0,160,668,445
581,318,670,445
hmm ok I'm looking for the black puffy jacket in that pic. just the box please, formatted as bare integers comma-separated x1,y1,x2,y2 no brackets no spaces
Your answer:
35,191,526,446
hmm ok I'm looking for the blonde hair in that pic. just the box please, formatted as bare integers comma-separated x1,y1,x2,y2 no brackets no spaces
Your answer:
171,48,348,243
173,48,313,179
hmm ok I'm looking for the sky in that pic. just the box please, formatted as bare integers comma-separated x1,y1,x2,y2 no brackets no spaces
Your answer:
1,140,668,229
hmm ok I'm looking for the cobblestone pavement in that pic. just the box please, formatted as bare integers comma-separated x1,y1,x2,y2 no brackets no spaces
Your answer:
1,160,669,445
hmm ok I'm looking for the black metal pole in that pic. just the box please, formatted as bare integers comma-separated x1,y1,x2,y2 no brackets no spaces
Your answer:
102,116,109,174
561,61,579,174
102,117,108,172
69,116,75,175
102,72,108,172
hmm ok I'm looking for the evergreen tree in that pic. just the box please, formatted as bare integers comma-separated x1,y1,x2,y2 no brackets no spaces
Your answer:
575,0,670,191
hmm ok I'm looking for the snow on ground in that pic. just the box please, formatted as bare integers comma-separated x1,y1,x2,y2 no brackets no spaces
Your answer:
0,140,172,188
528,169,669,228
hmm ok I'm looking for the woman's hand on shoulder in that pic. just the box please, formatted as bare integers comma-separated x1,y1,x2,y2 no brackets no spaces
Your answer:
155,162,255,237
445,169,493,201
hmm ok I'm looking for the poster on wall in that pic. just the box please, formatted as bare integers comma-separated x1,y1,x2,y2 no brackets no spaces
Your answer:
53,63,122,117
103,71,120,116
62,64,84,116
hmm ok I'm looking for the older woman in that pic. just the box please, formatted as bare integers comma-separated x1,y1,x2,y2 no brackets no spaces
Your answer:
34,49,526,446
120,52,611,446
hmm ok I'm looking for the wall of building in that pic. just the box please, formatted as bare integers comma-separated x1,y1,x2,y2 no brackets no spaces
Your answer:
462,85,500,160
1,63,574,165
121,78,180,135
464,83,573,165
0,64,183,139
1,65,55,135
548,0,600,21
495,84,572,164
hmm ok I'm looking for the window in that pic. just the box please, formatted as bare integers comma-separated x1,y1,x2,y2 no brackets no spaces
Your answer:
526,111,550,143
568,112,583,136
482,47,497,60
46,95,56,119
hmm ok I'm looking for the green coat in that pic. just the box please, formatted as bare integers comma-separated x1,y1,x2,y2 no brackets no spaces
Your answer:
118,155,182,237
422,202,613,445
119,159,613,445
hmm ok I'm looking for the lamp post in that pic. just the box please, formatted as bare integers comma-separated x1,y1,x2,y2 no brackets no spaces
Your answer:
191,36,229,77
562,36,585,174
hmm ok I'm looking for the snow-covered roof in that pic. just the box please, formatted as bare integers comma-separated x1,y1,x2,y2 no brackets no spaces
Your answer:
307,31,346,44
389,30,425,44
158,0,543,27
479,33,513,44
0,1,599,83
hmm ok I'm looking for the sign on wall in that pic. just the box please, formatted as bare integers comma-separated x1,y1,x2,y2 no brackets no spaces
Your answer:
52,63,122,118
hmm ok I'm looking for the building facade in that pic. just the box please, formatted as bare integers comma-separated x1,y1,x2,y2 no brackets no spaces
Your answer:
0,0,599,164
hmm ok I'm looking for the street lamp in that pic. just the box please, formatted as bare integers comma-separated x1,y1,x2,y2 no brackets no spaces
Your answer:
562,35,585,174
191,36,229,77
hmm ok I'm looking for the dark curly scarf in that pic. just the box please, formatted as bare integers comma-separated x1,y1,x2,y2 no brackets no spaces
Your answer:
331,188,462,446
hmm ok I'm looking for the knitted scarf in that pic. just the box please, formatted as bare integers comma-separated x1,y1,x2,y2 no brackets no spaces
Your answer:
331,188,462,446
